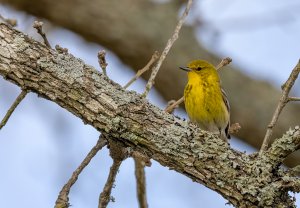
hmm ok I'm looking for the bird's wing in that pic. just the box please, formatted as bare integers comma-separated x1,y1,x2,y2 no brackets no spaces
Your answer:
221,88,231,139
221,88,230,112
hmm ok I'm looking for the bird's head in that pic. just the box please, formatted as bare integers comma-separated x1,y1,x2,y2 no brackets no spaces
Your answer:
180,60,216,75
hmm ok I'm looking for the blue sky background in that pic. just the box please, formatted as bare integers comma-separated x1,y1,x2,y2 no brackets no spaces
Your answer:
0,1,299,207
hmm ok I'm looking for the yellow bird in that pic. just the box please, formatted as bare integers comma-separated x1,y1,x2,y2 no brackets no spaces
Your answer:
180,60,230,141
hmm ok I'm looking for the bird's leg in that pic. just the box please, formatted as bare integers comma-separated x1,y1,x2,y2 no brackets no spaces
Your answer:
219,129,228,143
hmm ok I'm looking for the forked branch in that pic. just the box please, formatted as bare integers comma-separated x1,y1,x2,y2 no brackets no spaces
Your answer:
260,60,300,154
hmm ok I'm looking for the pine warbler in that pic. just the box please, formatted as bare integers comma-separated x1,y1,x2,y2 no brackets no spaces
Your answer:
180,60,230,141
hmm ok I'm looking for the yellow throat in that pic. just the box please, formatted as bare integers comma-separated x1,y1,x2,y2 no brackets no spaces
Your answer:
182,60,229,139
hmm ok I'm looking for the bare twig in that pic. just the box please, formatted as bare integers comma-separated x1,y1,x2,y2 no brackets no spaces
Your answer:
216,57,232,70
33,21,51,48
134,157,148,208
124,51,160,89
260,60,300,155
98,50,108,76
55,137,107,208
165,57,232,113
165,97,184,113
287,97,300,103
142,0,194,98
0,15,17,27
98,160,121,208
98,140,128,208
0,90,27,130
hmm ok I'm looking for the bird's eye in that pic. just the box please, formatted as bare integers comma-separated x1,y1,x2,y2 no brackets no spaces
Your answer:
196,67,202,71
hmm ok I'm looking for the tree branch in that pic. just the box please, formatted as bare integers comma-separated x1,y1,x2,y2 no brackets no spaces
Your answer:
1,23,300,207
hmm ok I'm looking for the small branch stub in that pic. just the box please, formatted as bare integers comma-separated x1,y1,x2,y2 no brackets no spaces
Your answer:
33,21,51,48
55,45,68,54
228,123,241,135
98,50,108,76
216,57,232,70
165,98,183,113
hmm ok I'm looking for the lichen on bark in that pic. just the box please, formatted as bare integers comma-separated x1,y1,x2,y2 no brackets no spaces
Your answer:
1,23,300,207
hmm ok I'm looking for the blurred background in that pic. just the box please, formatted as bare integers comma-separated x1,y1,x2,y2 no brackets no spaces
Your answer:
0,0,300,207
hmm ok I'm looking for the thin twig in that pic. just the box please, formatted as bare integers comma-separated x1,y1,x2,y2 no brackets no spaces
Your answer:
124,51,160,89
33,21,51,48
98,159,122,208
142,0,194,98
260,60,300,155
0,15,17,27
165,97,184,113
55,137,107,208
134,157,148,208
98,50,108,76
164,57,232,113
287,97,300,103
98,140,128,208
0,90,27,130
216,57,232,70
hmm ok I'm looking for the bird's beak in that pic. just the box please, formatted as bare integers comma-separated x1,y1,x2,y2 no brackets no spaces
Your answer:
179,66,192,72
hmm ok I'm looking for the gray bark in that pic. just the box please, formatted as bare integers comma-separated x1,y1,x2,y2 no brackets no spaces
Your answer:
1,23,300,207
1,0,300,167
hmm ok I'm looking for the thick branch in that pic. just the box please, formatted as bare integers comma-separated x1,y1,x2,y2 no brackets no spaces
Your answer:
2,0,300,167
0,23,299,207
265,126,300,167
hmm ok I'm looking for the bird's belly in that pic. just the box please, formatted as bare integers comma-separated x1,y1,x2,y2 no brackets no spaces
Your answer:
184,89,228,132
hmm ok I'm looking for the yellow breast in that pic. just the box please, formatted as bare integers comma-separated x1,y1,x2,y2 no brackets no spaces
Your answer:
184,70,229,132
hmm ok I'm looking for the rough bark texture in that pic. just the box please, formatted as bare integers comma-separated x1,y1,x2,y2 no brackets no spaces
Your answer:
2,0,300,167
1,23,300,207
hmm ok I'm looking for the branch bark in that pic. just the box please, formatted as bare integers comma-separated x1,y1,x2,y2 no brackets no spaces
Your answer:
2,0,300,167
1,23,300,207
